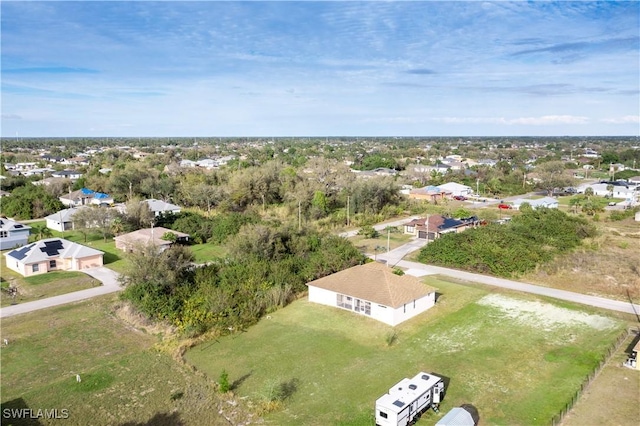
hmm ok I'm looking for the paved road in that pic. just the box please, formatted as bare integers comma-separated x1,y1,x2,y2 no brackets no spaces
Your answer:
0,267,122,318
375,250,640,315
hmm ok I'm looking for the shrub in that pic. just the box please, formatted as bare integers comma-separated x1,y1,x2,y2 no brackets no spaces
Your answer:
218,370,230,393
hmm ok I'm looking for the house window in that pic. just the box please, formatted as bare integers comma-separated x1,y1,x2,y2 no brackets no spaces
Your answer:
336,294,344,307
344,296,352,310
365,301,371,315
32,264,39,272
49,260,56,268
0,231,7,238
379,411,388,419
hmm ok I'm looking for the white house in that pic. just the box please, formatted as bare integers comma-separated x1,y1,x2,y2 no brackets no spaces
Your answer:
306,262,437,326
577,183,636,199
51,170,83,180
144,199,182,217
511,197,559,210
45,207,87,232
0,219,31,250
437,182,474,197
4,238,104,277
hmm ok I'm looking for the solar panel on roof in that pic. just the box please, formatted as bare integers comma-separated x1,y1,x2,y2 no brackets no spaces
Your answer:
40,240,64,256
392,400,405,408
8,243,35,260
14,224,23,228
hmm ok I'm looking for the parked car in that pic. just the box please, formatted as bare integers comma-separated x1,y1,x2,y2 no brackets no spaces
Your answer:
498,203,512,209
453,195,467,201
608,202,617,206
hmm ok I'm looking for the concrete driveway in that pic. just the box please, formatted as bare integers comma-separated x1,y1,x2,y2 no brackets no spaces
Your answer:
0,267,122,318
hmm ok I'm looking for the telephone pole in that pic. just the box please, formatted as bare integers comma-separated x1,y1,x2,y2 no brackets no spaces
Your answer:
346,196,350,227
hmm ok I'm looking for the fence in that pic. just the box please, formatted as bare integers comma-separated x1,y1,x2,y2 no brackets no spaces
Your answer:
550,327,637,426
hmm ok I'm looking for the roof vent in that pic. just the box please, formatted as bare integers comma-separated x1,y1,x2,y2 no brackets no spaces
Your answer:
421,374,429,380
409,384,417,390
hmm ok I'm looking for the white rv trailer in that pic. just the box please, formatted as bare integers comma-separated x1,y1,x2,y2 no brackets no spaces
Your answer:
375,372,445,426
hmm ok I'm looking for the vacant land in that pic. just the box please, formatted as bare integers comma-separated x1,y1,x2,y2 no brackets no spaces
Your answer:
0,295,248,426
185,278,627,425
521,218,640,302
349,229,413,255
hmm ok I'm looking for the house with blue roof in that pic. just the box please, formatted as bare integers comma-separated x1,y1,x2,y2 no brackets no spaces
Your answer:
59,188,114,207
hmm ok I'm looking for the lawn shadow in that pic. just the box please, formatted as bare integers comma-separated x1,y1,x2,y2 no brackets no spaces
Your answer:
461,403,481,425
433,372,451,397
278,378,300,401
102,251,122,265
120,412,184,426
0,398,44,426
435,292,443,302
230,371,253,391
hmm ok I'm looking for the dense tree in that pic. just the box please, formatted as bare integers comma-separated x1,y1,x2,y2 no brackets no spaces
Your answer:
1,185,63,219
535,161,575,196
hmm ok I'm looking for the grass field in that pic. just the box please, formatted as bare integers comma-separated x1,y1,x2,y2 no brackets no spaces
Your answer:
185,278,627,425
0,295,245,426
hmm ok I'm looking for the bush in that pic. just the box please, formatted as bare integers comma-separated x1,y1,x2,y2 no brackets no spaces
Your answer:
218,370,230,393
358,225,379,238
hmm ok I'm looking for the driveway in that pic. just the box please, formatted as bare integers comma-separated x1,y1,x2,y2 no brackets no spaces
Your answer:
0,267,122,318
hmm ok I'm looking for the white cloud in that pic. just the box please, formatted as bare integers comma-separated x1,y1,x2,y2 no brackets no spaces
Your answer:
431,115,590,126
600,115,640,124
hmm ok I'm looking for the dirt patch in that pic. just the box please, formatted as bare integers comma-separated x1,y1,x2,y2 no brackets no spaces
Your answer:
112,301,176,337
477,294,618,331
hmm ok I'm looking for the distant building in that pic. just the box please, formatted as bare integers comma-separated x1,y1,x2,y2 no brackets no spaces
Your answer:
511,197,559,210
144,199,182,217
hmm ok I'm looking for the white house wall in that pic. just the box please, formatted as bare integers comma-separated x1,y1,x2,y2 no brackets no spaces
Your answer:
392,293,436,326
308,285,436,326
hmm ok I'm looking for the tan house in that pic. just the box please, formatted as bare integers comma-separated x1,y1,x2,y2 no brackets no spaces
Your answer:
408,186,449,202
306,262,437,326
4,238,104,277
114,227,189,253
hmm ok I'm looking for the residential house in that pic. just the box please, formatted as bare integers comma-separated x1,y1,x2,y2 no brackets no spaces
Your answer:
114,227,189,253
59,188,114,207
437,182,474,198
0,190,10,198
306,262,437,326
577,183,636,199
144,199,182,217
4,238,104,277
408,186,449,202
51,170,83,180
404,215,480,241
45,207,87,232
59,188,96,207
511,197,559,210
0,219,31,250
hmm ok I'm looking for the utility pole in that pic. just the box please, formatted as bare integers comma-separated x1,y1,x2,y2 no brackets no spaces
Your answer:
346,196,350,227
387,228,390,252
298,200,301,231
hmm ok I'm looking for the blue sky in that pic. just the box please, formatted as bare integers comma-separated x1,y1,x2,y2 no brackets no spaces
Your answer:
1,1,639,137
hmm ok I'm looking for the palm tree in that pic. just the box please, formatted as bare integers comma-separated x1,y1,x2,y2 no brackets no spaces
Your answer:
606,184,614,199
30,224,53,241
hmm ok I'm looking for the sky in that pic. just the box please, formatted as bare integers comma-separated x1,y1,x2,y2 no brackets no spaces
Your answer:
1,1,639,137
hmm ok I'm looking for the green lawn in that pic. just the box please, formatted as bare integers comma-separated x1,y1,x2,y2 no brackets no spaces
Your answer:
185,278,626,425
190,243,228,264
0,256,100,307
0,295,241,426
